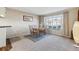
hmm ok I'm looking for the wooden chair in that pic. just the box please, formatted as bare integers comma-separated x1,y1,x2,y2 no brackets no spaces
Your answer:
39,28,46,35
29,25,39,37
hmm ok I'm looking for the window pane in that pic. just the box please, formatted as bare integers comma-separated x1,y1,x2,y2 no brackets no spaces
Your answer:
44,14,63,30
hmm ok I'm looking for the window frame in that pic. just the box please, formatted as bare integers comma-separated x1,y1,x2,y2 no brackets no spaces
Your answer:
44,14,64,30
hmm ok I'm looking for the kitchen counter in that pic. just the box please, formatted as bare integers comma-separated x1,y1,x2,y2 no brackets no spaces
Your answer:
0,26,12,28
0,25,11,48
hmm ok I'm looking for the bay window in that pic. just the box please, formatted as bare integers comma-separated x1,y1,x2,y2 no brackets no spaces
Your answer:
44,14,64,30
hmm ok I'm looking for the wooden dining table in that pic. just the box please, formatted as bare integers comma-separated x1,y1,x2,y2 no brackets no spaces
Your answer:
31,27,46,37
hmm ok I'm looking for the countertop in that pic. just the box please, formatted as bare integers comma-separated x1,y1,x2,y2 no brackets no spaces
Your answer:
0,26,12,28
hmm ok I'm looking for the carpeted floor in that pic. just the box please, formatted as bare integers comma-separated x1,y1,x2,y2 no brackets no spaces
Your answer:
25,35,47,42
10,34,79,51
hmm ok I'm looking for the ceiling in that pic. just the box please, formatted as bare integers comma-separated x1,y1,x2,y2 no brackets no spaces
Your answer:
8,7,71,15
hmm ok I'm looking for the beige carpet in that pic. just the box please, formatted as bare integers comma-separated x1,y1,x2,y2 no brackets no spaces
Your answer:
10,34,79,51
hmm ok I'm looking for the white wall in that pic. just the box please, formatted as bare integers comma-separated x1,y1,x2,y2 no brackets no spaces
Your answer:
3,8,39,38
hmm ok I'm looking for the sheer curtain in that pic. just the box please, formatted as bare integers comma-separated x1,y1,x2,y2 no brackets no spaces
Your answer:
63,12,69,37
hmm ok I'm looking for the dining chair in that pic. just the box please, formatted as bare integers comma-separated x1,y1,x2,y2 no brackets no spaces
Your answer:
29,25,39,37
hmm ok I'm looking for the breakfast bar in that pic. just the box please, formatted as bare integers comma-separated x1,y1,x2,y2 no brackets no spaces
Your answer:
0,26,11,48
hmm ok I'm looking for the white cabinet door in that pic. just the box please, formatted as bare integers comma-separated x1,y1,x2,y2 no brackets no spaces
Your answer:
0,28,6,47
0,7,6,17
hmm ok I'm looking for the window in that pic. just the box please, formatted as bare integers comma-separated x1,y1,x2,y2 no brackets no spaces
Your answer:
44,14,63,30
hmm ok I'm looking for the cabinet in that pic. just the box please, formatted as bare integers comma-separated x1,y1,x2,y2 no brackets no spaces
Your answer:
0,28,6,47
0,7,6,17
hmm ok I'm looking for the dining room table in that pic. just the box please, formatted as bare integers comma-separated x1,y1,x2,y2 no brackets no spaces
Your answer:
31,27,46,37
